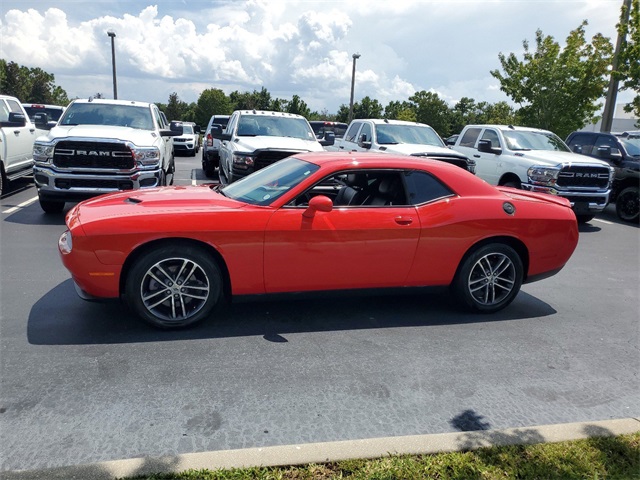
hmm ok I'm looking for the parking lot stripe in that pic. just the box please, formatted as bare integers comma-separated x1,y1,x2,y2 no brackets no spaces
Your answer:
593,218,614,225
2,196,38,214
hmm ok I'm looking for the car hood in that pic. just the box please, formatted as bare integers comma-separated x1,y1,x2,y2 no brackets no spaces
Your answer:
72,185,246,230
511,150,610,167
46,125,161,147
235,136,324,153
381,143,465,157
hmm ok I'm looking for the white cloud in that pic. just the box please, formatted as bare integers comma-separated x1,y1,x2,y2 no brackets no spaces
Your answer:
0,0,631,113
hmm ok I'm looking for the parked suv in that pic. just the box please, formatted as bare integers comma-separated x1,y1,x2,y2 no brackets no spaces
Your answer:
566,131,640,222
202,114,230,178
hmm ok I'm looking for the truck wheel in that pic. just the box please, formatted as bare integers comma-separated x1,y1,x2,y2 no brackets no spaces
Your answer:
615,186,639,222
125,244,222,329
0,167,4,196
39,199,65,214
452,243,523,313
576,215,595,224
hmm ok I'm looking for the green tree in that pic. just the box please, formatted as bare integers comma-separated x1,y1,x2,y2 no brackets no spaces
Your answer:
616,0,640,117
285,95,311,117
162,92,189,122
335,104,350,123
230,87,273,110
353,96,383,119
491,21,613,139
0,60,69,105
384,100,416,120
408,91,452,136
194,88,231,127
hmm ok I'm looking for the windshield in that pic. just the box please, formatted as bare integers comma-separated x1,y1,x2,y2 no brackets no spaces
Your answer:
236,115,316,141
375,124,445,147
620,137,640,156
503,130,570,152
182,125,194,134
59,103,154,130
221,157,319,206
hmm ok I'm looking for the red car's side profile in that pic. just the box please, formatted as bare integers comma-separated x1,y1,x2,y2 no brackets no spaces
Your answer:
59,152,579,328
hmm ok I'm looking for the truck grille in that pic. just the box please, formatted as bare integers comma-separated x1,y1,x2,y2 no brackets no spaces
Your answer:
53,141,135,170
557,166,610,189
254,150,301,170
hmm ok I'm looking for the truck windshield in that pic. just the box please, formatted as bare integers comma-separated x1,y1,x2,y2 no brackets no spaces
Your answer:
375,124,444,147
59,103,154,130
620,137,640,157
220,157,319,206
503,130,570,152
236,115,316,141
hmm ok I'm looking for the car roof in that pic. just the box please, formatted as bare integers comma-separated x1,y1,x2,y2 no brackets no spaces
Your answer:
69,98,152,107
234,110,306,119
469,125,555,134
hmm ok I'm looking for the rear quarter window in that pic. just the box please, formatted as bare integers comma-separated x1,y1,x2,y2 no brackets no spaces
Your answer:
404,170,454,205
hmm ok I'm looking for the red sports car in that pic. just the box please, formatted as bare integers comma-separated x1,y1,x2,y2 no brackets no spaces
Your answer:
59,152,579,329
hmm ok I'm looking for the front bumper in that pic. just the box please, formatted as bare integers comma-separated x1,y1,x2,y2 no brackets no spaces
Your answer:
34,165,162,202
521,183,610,213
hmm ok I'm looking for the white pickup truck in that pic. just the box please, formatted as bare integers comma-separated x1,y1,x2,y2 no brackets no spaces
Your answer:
326,118,475,173
211,110,329,185
32,98,182,213
451,124,613,223
0,95,37,196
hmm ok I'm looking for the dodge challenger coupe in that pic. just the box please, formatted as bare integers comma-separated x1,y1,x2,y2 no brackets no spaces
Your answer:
59,152,579,329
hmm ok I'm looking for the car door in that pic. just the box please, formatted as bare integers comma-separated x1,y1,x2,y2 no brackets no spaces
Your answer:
474,128,502,185
2,98,35,169
263,170,420,293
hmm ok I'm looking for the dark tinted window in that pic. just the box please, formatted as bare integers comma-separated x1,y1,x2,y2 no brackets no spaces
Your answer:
459,128,481,147
23,105,65,122
403,170,454,205
344,122,362,142
212,116,229,127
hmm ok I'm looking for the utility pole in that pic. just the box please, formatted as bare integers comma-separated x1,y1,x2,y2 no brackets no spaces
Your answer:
107,31,118,100
601,0,632,132
348,53,360,123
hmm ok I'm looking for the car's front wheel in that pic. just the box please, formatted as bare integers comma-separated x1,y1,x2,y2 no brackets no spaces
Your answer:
125,244,223,329
615,186,639,222
39,198,65,214
452,243,523,313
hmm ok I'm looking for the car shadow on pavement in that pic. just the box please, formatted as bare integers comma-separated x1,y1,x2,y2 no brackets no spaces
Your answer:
2,201,72,226
28,279,557,346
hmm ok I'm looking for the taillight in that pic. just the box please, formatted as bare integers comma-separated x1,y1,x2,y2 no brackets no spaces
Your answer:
206,133,213,146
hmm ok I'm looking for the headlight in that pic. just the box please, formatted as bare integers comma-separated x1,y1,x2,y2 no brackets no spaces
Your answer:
33,142,55,164
132,147,161,167
232,154,255,169
58,230,73,254
528,165,560,186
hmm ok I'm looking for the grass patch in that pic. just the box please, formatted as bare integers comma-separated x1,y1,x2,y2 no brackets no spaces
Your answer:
124,433,640,479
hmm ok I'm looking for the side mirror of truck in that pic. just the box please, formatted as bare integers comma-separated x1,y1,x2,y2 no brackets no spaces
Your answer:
596,145,623,163
478,139,502,155
210,124,232,141
33,113,56,130
0,112,27,128
319,131,335,147
195,125,202,134
572,144,583,154
358,133,372,149
160,121,184,137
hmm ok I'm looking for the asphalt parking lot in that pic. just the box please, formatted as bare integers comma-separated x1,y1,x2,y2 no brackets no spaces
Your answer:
1,155,638,474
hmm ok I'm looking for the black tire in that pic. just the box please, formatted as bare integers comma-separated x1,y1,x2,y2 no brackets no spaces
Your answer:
452,243,523,313
39,198,65,214
615,186,639,223
203,159,216,179
0,167,4,196
125,244,222,329
502,180,521,189
576,214,595,224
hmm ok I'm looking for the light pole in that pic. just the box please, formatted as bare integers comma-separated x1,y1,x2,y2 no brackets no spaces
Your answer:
348,53,360,123
107,30,118,100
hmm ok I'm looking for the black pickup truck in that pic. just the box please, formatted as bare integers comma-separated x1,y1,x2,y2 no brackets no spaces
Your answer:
566,131,640,222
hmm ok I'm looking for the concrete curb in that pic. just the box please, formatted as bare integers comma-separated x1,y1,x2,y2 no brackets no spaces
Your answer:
4,417,640,480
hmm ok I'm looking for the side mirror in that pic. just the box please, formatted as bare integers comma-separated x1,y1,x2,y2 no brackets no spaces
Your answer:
1,112,27,127
597,145,623,163
358,133,372,149
302,195,333,218
34,112,53,129
478,139,502,154
211,124,232,141
195,125,201,134
572,144,583,154
319,131,335,147
160,121,184,137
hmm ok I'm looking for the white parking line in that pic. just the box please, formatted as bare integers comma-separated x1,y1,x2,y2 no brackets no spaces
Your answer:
593,218,614,225
2,196,39,214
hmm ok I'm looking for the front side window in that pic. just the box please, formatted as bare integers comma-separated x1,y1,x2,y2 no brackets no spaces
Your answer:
360,123,373,142
344,122,363,142
480,129,501,149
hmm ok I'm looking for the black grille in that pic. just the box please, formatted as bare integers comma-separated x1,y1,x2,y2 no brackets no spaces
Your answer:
53,141,134,169
557,166,610,189
55,178,134,190
254,150,298,170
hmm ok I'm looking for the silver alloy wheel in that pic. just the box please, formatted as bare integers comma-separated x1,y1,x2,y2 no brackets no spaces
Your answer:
140,257,210,323
467,252,516,306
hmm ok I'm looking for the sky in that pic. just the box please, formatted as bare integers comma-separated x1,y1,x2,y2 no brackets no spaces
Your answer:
0,0,632,115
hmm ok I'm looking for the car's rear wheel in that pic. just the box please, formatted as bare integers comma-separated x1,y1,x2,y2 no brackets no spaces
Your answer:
452,243,523,313
615,186,639,222
576,214,595,224
125,245,222,329
39,198,65,214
